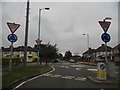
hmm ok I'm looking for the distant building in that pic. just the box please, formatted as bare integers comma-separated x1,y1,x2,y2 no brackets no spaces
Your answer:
2,46,37,62
111,44,120,65
95,44,112,61
82,48,96,62
82,44,113,63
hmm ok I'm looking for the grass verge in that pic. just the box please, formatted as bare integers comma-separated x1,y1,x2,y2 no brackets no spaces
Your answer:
2,65,52,88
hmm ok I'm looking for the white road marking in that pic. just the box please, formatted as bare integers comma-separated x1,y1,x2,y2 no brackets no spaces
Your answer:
43,73,52,76
60,66,69,69
76,68,81,70
13,66,55,90
71,65,85,68
61,76,75,79
13,82,26,90
87,69,97,72
50,74,62,78
74,77,87,81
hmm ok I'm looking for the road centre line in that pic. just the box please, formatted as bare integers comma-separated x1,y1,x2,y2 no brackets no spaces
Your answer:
61,76,75,79
74,77,87,81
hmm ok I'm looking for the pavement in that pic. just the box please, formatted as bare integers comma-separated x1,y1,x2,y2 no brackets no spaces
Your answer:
79,62,120,84
88,76,120,84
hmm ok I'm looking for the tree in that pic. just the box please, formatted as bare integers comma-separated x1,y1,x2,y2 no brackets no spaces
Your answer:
34,43,59,65
64,51,72,60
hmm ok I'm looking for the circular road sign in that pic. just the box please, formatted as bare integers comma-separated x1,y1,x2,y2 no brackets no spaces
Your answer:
35,46,41,51
7,34,18,43
100,64,105,70
101,33,111,42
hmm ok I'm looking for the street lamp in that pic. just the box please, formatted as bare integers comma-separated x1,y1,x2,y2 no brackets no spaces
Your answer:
83,33,90,62
38,8,50,40
37,7,50,65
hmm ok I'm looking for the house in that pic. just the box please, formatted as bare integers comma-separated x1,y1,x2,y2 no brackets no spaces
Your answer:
82,48,96,62
71,55,82,62
95,44,112,61
111,44,120,66
2,46,37,62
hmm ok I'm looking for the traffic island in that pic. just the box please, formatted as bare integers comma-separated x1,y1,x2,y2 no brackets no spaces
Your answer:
88,76,120,84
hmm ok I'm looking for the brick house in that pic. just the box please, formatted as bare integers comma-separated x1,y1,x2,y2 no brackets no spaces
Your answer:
95,44,112,61
111,44,120,66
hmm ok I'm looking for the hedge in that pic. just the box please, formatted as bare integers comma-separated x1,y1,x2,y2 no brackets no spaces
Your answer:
2,56,22,66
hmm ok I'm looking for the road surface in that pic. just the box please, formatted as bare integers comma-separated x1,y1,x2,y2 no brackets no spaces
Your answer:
15,60,118,89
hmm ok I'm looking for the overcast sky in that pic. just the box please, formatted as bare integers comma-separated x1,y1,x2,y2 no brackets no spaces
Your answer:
1,0,119,56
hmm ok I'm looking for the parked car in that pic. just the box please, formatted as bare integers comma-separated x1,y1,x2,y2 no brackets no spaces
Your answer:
54,59,59,63
69,59,75,63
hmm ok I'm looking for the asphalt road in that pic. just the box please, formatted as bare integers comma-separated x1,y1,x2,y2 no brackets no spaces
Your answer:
15,60,118,89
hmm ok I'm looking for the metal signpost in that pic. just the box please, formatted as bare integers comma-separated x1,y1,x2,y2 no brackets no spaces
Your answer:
35,40,42,65
7,22,20,73
98,18,111,80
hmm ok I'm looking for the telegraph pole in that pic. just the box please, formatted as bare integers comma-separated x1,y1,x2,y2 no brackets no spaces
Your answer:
23,0,30,66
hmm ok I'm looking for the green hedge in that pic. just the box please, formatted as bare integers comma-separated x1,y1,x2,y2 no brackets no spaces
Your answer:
2,56,22,66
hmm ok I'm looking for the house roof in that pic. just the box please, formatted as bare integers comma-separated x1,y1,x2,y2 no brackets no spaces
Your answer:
83,44,112,55
95,44,112,52
83,48,96,54
112,44,120,50
2,46,36,52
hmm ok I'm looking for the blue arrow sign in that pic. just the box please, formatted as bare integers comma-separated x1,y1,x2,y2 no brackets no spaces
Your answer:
100,64,105,70
101,33,111,42
35,46,41,51
7,34,18,43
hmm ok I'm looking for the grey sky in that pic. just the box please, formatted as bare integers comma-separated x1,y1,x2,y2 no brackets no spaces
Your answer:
1,1,119,56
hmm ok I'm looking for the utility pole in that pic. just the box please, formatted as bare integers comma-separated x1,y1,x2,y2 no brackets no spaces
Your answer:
23,0,30,66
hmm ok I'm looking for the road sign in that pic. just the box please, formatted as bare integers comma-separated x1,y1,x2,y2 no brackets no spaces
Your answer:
7,22,20,33
98,21,111,32
97,62,106,80
7,34,18,43
101,33,111,42
35,46,41,51
100,64,105,70
35,40,42,45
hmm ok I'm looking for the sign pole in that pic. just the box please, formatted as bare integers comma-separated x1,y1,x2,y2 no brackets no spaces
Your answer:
7,22,20,73
98,17,112,79
105,42,107,62
9,42,13,73
37,51,40,66
105,42,110,78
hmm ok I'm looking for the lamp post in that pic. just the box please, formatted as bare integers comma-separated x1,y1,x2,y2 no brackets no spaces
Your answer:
37,8,50,65
38,8,50,40
83,34,90,63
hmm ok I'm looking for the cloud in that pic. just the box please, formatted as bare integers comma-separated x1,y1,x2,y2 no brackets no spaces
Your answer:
2,2,118,55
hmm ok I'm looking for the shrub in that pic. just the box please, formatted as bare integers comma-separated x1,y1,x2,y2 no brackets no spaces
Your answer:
32,56,38,62
2,56,22,66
